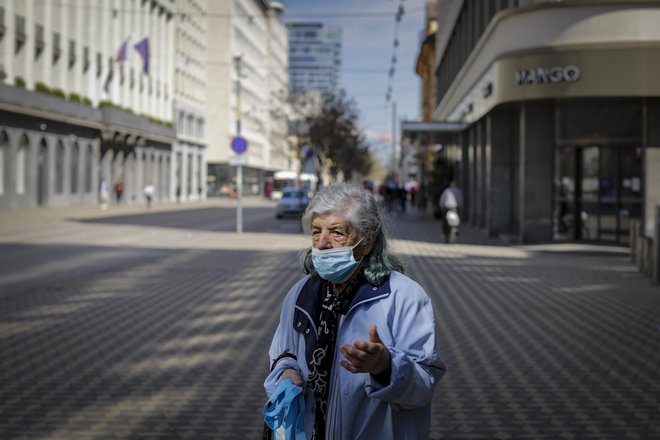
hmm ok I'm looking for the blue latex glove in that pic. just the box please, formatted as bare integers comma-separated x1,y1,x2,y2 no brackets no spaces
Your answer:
264,378,306,440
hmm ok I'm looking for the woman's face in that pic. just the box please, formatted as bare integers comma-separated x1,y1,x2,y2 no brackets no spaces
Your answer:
311,212,358,250
311,212,374,260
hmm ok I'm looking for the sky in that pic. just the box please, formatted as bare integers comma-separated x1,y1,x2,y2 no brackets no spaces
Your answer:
281,0,429,168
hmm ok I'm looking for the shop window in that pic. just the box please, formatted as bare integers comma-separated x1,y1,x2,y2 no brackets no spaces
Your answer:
16,135,28,194
559,99,642,143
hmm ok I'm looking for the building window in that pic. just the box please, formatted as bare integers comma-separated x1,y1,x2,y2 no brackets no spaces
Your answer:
83,46,90,73
187,115,194,137
35,24,45,59
16,135,28,194
0,131,7,195
53,32,61,64
55,141,64,194
187,153,193,195
96,52,102,78
0,7,5,40
15,15,26,54
68,40,76,68
197,118,204,139
178,111,184,133
71,142,79,193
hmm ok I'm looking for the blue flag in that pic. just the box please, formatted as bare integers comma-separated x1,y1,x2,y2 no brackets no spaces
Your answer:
134,38,150,75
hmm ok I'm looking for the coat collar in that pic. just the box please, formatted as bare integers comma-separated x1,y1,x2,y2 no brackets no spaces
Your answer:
295,274,391,326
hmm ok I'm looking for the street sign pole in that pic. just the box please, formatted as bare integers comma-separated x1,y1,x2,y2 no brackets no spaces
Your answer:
234,55,243,234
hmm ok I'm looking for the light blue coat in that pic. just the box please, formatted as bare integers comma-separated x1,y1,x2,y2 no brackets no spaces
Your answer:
264,271,446,439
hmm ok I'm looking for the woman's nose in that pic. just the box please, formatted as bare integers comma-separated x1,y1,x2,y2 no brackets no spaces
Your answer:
316,233,332,249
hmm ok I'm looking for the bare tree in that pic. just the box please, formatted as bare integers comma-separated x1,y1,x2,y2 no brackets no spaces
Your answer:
307,90,372,182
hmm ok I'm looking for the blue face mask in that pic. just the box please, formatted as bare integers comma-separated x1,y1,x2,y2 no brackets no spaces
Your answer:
311,239,363,284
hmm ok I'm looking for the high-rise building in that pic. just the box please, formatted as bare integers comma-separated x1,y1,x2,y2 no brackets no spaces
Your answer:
286,22,341,96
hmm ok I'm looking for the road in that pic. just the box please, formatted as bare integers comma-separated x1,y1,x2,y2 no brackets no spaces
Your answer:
0,199,659,439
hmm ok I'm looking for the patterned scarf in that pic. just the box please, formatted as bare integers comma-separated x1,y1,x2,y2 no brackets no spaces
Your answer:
307,277,362,440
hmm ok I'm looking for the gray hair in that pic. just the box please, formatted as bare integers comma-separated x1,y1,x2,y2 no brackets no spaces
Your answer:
299,183,404,285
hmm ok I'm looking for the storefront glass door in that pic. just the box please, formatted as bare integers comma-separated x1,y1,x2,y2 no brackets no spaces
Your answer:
554,145,642,244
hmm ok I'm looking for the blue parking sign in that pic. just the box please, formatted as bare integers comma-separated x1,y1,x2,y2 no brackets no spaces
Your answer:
231,136,248,155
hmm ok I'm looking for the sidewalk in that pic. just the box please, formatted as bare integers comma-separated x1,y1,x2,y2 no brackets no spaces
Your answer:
0,196,276,226
1,199,658,439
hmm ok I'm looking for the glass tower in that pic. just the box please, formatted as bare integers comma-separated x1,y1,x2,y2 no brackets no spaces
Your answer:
286,22,342,95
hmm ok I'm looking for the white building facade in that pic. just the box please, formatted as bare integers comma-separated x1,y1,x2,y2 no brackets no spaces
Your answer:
205,0,290,197
173,0,207,201
0,0,204,209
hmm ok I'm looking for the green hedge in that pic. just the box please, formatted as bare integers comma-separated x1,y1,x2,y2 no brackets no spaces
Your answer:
51,88,66,98
35,82,51,94
68,92,81,103
15,76,26,88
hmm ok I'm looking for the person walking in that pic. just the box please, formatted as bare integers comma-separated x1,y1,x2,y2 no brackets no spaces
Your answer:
115,180,123,205
144,183,155,209
439,180,463,243
99,179,110,210
264,183,446,439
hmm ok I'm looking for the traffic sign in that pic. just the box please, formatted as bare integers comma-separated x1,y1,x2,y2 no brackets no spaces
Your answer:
229,155,248,166
231,136,248,155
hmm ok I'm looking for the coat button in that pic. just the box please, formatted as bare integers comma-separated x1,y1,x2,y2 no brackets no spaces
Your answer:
372,286,377,291
297,322,302,328
305,329,310,334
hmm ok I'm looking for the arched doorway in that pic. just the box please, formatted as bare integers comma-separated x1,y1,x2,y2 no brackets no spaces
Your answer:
0,131,8,196
17,134,29,195
37,138,48,206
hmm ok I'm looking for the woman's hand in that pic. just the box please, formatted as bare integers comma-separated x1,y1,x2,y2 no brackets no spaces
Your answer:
280,368,305,390
339,325,391,374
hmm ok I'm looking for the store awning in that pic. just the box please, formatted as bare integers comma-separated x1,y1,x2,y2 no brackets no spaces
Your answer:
401,120,468,134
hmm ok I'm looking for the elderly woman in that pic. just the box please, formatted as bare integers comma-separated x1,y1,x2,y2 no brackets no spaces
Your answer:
264,184,446,439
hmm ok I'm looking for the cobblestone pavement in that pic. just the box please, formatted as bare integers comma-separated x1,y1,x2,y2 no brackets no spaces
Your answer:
0,202,659,439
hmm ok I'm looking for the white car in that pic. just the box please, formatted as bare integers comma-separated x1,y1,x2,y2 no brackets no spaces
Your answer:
276,188,309,219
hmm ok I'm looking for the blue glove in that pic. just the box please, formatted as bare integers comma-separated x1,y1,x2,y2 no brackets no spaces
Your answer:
264,378,306,440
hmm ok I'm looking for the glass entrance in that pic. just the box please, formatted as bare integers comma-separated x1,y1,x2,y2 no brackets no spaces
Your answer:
554,145,642,244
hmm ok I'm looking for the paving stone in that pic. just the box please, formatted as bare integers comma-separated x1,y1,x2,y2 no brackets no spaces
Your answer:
0,206,659,438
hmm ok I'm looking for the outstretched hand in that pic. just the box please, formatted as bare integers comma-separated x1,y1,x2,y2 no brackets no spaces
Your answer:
339,325,391,375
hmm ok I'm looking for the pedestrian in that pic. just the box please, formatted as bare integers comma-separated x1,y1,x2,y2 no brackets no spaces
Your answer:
439,180,464,243
99,179,110,210
144,183,155,209
176,184,181,203
115,180,123,204
264,183,446,439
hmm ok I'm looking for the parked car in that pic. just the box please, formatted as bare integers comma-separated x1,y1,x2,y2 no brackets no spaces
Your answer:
276,188,309,219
